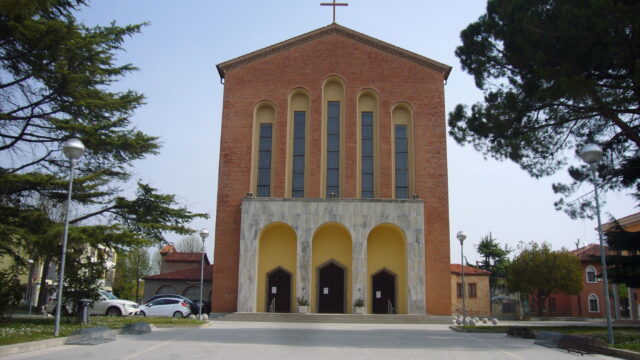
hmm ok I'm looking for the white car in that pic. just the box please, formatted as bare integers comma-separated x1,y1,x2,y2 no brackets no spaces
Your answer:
46,290,139,316
91,290,140,316
138,298,191,318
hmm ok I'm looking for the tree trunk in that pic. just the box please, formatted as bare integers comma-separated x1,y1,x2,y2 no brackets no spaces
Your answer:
36,255,52,312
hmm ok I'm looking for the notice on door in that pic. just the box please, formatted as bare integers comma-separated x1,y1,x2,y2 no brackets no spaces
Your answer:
376,291,381,299
323,287,329,294
271,287,277,294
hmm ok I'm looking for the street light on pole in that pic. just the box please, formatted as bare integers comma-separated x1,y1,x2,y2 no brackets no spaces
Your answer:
54,138,85,336
457,231,467,326
579,143,614,345
198,228,209,319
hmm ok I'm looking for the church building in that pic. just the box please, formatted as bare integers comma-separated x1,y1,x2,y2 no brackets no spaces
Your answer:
212,22,452,315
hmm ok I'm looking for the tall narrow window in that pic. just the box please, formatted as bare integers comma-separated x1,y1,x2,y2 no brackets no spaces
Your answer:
257,123,272,197
327,101,340,197
361,112,374,198
292,111,305,198
395,125,409,199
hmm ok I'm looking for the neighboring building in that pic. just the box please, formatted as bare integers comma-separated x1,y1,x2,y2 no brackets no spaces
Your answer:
490,277,523,319
143,245,212,305
212,23,452,315
450,264,491,316
540,212,640,319
533,210,639,319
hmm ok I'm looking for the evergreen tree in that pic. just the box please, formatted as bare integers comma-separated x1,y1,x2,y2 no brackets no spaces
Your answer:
605,221,640,287
0,1,207,312
475,232,511,277
449,0,640,218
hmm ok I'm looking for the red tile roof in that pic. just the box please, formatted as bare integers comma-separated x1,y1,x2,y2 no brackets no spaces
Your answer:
159,244,176,254
450,264,491,276
164,252,210,265
144,264,213,281
569,243,608,261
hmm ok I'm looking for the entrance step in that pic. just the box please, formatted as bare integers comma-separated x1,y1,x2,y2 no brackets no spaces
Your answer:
217,312,452,324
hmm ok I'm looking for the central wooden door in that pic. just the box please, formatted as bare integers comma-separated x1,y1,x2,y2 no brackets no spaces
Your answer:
372,270,395,314
318,262,345,313
267,268,291,313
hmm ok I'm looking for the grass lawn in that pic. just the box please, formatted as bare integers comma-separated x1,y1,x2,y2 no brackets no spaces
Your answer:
0,316,206,347
461,325,640,352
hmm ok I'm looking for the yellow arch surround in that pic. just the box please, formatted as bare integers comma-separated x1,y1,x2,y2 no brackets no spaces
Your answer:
256,222,297,312
285,89,310,197
367,223,407,314
311,222,352,313
391,103,415,199
251,101,277,196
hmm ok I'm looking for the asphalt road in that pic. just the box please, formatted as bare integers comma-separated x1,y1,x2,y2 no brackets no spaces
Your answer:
3,321,619,360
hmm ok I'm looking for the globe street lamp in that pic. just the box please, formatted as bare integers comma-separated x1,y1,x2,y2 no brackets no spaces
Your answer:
54,138,85,336
579,143,614,344
198,228,209,319
457,231,467,325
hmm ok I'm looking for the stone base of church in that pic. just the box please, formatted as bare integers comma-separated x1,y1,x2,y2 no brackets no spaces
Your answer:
237,197,427,315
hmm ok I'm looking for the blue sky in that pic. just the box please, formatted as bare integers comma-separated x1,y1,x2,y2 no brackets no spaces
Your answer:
76,0,637,264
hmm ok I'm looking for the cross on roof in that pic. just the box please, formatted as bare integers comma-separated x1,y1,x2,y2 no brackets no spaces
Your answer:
320,0,348,23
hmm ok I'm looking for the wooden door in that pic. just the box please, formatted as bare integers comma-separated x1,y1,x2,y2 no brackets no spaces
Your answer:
267,268,291,313
372,270,395,314
318,262,345,313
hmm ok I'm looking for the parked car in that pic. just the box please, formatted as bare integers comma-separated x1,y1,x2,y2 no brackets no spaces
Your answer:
138,298,191,318
145,294,209,315
46,290,139,316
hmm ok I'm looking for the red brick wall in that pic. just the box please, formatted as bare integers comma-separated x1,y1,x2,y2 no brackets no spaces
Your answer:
213,33,451,314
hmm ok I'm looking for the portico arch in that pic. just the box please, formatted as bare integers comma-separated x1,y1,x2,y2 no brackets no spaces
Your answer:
367,223,407,314
256,222,297,312
311,222,352,313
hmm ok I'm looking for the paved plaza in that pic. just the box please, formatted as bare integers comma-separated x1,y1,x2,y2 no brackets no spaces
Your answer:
3,321,619,360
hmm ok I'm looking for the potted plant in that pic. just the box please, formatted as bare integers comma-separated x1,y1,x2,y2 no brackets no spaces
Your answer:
354,298,365,314
296,296,309,313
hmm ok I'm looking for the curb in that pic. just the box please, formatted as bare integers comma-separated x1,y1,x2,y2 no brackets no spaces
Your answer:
449,326,506,334
0,337,67,357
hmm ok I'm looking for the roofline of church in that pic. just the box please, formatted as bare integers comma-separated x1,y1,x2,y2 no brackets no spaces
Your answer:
216,23,452,81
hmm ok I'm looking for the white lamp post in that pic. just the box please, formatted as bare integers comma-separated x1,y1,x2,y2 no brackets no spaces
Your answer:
54,138,85,336
457,231,467,326
579,143,614,344
26,259,34,315
198,228,209,319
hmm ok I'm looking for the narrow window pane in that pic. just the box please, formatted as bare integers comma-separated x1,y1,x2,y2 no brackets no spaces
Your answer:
362,139,373,156
294,138,304,154
396,187,408,199
257,186,270,197
396,170,408,187
292,173,304,190
292,111,305,198
327,169,339,187
327,133,339,151
362,157,373,173
395,124,409,199
293,156,305,171
259,151,271,168
361,111,374,198
327,102,340,197
396,153,408,169
362,174,373,190
257,123,272,197
395,138,408,153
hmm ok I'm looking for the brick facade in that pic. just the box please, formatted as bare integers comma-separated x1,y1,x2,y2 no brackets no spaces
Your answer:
212,24,452,314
